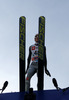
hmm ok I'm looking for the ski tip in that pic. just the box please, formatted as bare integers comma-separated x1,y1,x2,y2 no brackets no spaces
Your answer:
19,16,26,19
39,16,45,19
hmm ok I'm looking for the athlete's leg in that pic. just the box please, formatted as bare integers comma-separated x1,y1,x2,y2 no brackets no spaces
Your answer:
25,64,36,92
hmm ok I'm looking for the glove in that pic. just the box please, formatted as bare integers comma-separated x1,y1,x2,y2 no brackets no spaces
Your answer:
45,69,51,77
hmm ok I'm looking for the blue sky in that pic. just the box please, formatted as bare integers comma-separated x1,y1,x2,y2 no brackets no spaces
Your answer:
0,0,69,93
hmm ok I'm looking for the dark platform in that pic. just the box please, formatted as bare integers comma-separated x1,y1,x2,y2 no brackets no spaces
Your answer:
0,89,69,100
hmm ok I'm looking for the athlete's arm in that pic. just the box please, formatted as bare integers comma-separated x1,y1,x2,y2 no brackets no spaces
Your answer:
44,46,51,77
25,46,31,74
27,46,31,70
44,46,47,70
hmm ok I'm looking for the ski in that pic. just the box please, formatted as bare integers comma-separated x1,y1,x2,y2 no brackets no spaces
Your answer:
38,16,45,90
19,16,26,92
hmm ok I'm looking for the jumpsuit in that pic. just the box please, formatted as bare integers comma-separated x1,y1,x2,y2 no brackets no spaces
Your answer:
25,43,47,91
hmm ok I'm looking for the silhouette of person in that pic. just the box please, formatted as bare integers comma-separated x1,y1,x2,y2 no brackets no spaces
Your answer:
25,34,51,91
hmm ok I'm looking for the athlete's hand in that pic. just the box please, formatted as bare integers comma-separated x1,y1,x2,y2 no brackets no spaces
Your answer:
45,69,51,77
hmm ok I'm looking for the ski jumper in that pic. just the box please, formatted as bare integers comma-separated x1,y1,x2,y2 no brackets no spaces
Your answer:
25,43,47,91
